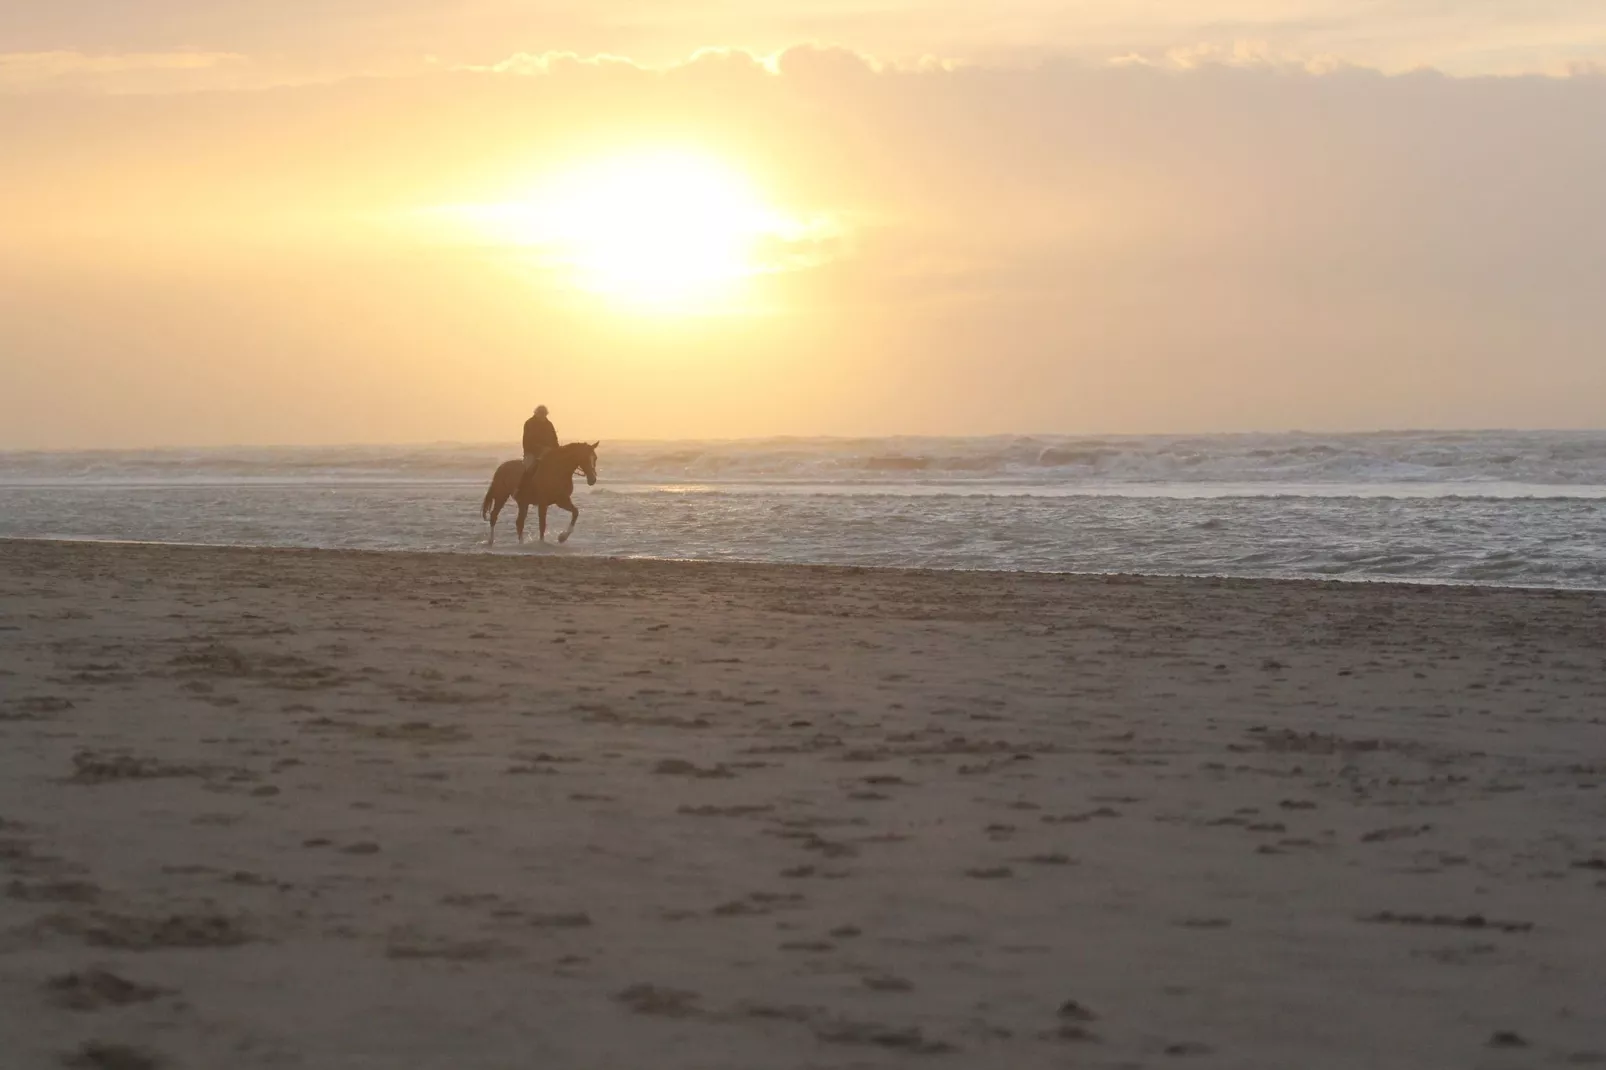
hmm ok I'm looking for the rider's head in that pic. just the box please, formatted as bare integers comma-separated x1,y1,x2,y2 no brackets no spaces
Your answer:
534,405,549,418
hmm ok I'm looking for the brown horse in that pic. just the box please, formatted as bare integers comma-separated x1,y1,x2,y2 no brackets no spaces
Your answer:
481,441,599,547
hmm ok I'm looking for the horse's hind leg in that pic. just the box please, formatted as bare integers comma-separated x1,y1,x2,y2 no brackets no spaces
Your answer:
516,503,529,543
538,504,549,542
557,498,579,544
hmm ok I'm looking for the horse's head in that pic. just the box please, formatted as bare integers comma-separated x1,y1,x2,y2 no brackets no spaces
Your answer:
577,441,599,486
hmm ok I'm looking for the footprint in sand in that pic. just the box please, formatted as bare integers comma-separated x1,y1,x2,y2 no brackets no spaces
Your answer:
8,878,100,904
712,892,806,917
46,969,169,1011
2,695,74,721
67,751,212,785
614,984,702,1018
678,804,774,818
1018,853,1074,866
1360,824,1433,843
653,759,734,779
862,973,915,992
813,1020,957,1056
1164,1041,1215,1056
1360,911,1533,933
63,1041,166,1069
1043,807,1121,825
769,831,859,859
46,910,254,950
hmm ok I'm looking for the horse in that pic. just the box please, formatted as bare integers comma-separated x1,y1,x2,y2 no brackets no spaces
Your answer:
481,441,599,547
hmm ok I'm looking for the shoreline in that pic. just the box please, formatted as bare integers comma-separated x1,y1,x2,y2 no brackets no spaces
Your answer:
5,535,1604,597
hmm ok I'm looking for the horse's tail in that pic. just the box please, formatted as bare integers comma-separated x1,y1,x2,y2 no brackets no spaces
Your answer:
481,480,497,521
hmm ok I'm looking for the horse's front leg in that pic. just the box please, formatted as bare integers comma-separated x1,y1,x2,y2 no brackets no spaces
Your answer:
538,504,549,542
516,503,529,543
557,499,579,544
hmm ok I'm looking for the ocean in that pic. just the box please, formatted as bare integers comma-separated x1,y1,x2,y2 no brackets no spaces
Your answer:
3,431,1605,590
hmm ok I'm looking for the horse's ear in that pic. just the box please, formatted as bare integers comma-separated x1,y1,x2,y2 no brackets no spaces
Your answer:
591,441,600,449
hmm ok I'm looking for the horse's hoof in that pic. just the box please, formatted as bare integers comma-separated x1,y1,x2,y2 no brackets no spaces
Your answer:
558,533,570,544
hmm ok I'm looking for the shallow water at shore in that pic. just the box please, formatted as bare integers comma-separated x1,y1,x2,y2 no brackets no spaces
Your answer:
4,432,1605,589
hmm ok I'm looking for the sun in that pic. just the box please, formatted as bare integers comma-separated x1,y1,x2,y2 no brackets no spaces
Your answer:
438,151,808,311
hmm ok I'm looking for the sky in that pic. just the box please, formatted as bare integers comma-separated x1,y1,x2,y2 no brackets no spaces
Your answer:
3,3,1605,447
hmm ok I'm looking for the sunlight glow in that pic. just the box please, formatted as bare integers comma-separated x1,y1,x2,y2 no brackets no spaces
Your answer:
435,151,822,311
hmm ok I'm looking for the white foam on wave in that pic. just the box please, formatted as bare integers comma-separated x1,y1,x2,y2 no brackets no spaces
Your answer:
7,431,1606,489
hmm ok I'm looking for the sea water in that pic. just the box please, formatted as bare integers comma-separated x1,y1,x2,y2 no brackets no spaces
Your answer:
3,431,1605,589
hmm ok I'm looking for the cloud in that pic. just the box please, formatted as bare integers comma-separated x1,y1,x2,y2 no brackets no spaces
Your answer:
462,44,954,79
0,50,248,93
1109,39,1355,75
469,50,648,76
2,47,1605,444
1559,58,1606,77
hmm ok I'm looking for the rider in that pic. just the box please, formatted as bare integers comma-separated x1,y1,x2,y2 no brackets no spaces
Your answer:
523,405,559,473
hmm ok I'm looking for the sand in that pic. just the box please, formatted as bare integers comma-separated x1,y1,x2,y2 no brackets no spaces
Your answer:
1,538,1604,1069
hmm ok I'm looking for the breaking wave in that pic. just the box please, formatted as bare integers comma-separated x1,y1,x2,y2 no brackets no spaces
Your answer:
3,431,1604,590
6,430,1606,488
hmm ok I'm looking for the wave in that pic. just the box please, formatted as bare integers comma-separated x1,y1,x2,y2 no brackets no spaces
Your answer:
5,430,1606,489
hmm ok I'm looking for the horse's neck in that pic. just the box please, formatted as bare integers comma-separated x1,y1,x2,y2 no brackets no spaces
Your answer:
540,448,577,485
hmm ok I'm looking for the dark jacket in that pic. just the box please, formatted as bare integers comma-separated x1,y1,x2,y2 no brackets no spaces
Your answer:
523,414,558,456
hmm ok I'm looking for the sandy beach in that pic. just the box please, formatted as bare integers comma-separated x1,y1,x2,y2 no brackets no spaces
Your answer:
2,538,1604,1069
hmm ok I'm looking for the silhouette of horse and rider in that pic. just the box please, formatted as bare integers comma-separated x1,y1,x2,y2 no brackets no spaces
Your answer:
481,405,599,546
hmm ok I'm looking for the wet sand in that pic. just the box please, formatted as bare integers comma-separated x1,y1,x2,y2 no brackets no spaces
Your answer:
2,538,1604,1069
